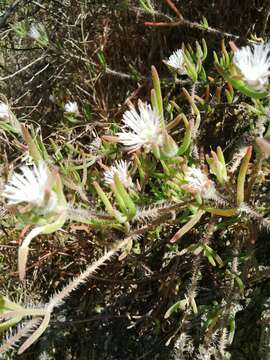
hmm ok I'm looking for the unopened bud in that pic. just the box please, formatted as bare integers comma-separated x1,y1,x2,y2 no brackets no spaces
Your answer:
161,131,178,158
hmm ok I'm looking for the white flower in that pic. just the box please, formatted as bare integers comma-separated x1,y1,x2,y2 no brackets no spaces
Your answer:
117,101,163,152
28,23,48,46
233,43,270,91
0,102,10,119
182,167,216,199
29,24,41,40
49,94,55,103
64,101,79,115
2,162,58,213
104,160,133,188
165,49,186,74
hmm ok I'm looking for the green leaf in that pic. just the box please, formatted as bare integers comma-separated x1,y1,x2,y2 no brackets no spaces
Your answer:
164,299,187,319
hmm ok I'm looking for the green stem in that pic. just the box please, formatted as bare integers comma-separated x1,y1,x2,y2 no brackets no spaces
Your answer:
93,181,115,217
182,88,201,132
178,115,193,155
170,209,205,243
205,207,238,217
114,175,137,218
237,146,252,206
265,121,270,136
151,66,164,127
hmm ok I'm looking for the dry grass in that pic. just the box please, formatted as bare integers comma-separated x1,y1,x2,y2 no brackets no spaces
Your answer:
0,1,270,359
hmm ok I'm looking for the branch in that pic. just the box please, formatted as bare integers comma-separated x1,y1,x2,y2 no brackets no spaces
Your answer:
0,55,45,81
105,67,193,86
144,18,241,40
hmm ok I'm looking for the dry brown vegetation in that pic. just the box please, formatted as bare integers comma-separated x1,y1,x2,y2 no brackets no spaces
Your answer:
0,1,270,359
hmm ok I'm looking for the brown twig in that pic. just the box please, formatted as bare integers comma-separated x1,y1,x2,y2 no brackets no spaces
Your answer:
145,18,241,40
164,0,183,19
0,55,45,81
261,0,270,36
105,67,194,86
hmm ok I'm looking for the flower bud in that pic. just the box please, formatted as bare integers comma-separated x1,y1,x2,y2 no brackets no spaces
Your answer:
161,131,178,158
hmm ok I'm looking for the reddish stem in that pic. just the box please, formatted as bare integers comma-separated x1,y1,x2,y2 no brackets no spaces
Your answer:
164,0,183,19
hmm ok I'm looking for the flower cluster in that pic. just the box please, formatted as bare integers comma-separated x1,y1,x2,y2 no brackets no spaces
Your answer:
2,162,58,214
117,100,164,153
64,101,79,115
29,24,41,40
182,166,216,200
28,23,48,46
0,102,10,120
164,49,186,74
2,161,67,280
233,43,270,91
104,160,133,188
